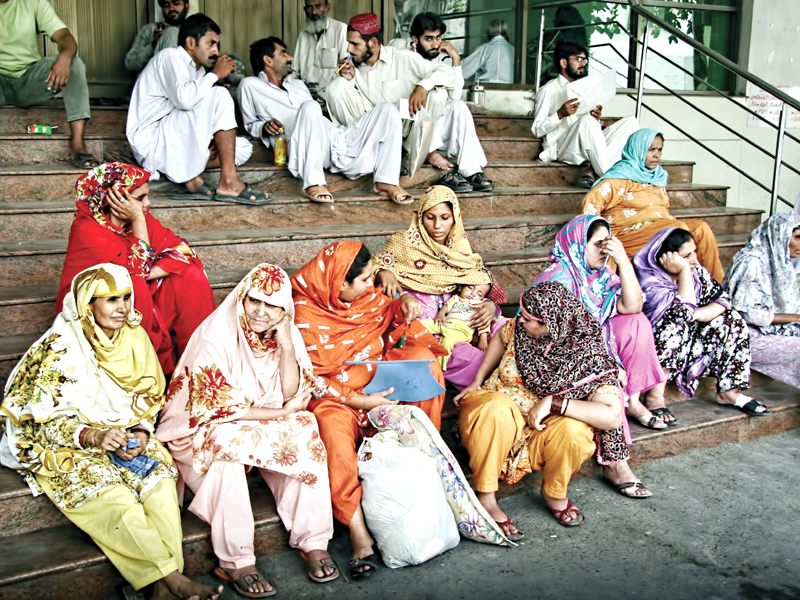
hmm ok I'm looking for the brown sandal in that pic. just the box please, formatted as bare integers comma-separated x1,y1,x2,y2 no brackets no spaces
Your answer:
305,184,334,204
213,565,276,598
549,499,585,527
300,551,340,584
374,184,414,205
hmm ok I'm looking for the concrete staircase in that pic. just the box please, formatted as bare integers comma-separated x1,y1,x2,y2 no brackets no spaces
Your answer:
0,102,797,600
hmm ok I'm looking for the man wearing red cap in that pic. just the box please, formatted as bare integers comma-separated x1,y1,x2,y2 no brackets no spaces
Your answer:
327,13,494,192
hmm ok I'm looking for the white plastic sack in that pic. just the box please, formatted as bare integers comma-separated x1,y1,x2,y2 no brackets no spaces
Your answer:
358,431,460,568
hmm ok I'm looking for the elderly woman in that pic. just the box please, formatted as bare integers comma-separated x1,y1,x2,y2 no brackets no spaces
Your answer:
373,185,508,389
455,282,623,532
0,264,221,600
533,215,668,498
634,228,770,417
724,213,800,388
582,129,724,282
156,264,335,598
291,241,446,580
56,162,215,374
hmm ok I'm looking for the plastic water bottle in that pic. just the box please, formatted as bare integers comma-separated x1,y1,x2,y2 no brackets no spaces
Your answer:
274,128,288,166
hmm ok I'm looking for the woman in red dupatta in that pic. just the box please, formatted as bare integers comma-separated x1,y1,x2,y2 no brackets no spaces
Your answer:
292,240,446,580
56,162,215,374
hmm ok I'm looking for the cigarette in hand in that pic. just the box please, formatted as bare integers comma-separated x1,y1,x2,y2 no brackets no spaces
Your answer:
336,56,352,74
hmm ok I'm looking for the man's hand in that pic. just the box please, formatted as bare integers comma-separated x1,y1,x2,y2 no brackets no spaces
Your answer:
557,98,580,120
409,85,428,116
262,118,284,137
400,293,423,322
46,55,72,92
211,55,236,80
208,140,218,162
590,105,602,120
338,57,355,81
439,41,461,66
152,26,164,48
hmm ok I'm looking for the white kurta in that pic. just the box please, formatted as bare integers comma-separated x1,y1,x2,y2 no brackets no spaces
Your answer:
531,74,639,175
326,45,485,178
126,47,252,183
293,18,348,95
238,73,402,189
386,40,465,100
461,36,514,84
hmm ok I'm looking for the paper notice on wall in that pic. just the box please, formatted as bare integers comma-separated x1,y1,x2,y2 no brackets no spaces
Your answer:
565,71,617,116
747,86,800,128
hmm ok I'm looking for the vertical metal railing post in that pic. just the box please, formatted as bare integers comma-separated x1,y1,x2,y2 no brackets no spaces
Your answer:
534,9,545,95
635,23,649,120
770,103,788,216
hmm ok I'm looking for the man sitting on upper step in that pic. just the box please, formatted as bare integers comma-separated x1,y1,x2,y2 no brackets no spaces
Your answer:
293,0,348,101
326,13,494,193
239,37,410,205
126,13,264,203
124,0,188,73
461,19,514,85
0,0,98,169
532,41,639,188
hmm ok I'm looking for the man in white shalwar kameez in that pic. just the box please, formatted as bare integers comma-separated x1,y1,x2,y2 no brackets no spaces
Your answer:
127,14,265,203
532,41,638,188
293,0,349,100
326,13,493,192
239,37,410,205
461,20,514,84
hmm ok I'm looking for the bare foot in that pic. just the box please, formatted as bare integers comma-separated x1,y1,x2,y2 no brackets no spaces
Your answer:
304,549,337,578
476,491,519,537
426,150,454,170
150,580,180,600
163,571,223,600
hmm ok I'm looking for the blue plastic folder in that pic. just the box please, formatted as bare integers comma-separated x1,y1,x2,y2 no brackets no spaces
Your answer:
109,438,159,478
345,359,446,403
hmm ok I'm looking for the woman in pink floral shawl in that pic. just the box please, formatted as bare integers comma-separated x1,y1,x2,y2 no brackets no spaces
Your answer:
156,264,337,597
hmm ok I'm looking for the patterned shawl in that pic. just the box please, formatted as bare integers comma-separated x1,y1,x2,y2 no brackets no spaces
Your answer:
156,264,315,444
515,282,618,401
372,185,492,295
593,128,669,188
724,212,800,334
75,162,151,230
1,264,165,476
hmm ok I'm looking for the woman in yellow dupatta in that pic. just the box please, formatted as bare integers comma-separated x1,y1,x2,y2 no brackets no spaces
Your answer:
0,263,221,600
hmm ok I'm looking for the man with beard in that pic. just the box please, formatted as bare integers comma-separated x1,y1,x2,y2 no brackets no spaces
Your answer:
327,13,493,192
293,0,348,100
532,41,638,188
127,14,263,203
239,37,409,204
125,0,189,73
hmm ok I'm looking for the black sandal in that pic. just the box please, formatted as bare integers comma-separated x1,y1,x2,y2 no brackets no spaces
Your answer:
213,185,272,205
465,171,494,192
349,554,379,580
650,407,679,426
721,397,772,417
434,170,472,193
73,152,100,169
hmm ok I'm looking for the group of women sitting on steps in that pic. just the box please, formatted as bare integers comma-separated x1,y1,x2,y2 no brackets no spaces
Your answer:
1,127,796,599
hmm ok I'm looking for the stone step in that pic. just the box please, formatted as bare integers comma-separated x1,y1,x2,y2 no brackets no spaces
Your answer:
0,184,729,242
0,384,796,600
0,160,695,202
0,209,755,289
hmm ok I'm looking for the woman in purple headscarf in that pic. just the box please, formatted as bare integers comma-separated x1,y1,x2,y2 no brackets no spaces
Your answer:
634,228,770,416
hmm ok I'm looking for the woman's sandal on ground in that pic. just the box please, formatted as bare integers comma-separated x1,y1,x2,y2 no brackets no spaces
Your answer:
549,499,585,527
299,551,340,584
349,554,379,580
496,517,524,541
173,182,215,200
374,184,413,205
721,396,772,417
213,565,276,598
213,185,272,205
650,406,679,426
629,413,667,430
304,185,334,204
603,477,653,499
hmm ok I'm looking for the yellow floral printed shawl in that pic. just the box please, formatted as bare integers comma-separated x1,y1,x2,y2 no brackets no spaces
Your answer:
372,185,491,295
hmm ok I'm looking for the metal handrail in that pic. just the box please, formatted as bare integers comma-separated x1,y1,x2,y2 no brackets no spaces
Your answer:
529,0,797,214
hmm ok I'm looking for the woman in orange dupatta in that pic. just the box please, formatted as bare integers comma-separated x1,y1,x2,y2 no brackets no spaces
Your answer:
292,240,446,580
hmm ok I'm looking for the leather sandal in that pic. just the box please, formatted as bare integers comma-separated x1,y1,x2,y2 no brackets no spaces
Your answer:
650,407,679,426
603,478,652,499
72,152,100,169
349,553,379,580
465,171,494,191
630,413,667,430
173,182,215,200
374,184,413,205
213,185,272,205
434,170,472,193
213,565,276,598
549,499,585,527
299,551,340,584
305,184,334,204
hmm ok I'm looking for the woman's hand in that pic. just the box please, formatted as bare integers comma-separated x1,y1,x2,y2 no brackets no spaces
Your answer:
114,430,148,460
601,236,629,267
617,368,628,389
106,185,145,224
90,427,129,452
477,332,489,352
374,269,403,300
350,388,399,411
400,293,423,322
469,301,496,332
283,388,312,415
453,381,480,407
526,396,553,431
659,251,690,276
271,315,293,348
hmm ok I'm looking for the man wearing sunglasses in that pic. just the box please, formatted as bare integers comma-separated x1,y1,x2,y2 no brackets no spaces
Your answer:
532,41,639,188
